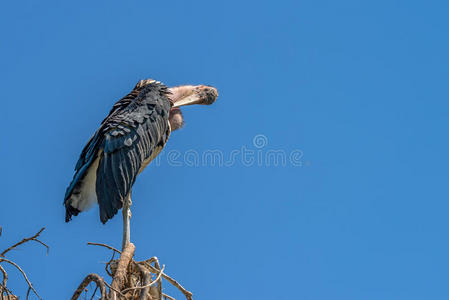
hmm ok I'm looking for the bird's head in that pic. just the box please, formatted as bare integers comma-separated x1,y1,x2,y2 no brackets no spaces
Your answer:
167,85,218,131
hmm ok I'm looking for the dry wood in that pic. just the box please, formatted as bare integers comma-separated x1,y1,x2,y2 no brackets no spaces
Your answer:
103,280,125,297
162,294,176,300
0,258,41,300
0,265,7,299
0,227,46,299
109,242,135,299
71,273,107,300
0,227,47,257
72,244,194,300
136,263,152,300
121,265,164,294
145,265,193,300
69,191,194,300
87,242,121,254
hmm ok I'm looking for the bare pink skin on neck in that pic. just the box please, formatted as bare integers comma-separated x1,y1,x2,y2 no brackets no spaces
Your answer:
169,107,184,131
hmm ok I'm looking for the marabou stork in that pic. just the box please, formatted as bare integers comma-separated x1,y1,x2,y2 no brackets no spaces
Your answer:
64,79,218,243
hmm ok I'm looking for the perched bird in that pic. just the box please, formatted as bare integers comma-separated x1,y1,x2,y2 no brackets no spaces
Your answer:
64,79,218,224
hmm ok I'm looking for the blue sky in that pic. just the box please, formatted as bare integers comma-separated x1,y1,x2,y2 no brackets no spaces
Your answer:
1,0,449,299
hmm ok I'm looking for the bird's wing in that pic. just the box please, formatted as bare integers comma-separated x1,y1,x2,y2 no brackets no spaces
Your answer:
97,97,170,222
71,81,150,174
96,84,171,223
64,82,171,223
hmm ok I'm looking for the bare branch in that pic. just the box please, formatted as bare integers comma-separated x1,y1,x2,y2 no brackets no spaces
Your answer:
87,243,121,255
153,258,163,298
0,227,47,257
146,265,193,300
105,251,116,277
26,286,31,300
0,264,7,298
71,273,107,300
121,265,165,294
31,239,49,255
0,258,41,300
136,263,151,300
89,285,98,300
109,242,135,299
103,280,125,297
163,294,176,300
141,257,158,266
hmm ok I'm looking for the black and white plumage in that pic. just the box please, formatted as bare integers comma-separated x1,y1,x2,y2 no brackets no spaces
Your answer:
64,79,218,223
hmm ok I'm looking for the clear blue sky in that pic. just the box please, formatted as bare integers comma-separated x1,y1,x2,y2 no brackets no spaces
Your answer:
1,0,448,299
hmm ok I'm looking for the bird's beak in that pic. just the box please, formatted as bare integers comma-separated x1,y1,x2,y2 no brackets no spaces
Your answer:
169,85,218,108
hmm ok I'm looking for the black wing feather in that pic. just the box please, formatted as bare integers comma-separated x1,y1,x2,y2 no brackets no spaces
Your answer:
65,81,171,223
96,83,171,223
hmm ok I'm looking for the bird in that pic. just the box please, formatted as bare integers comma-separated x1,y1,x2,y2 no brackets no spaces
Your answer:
64,79,218,224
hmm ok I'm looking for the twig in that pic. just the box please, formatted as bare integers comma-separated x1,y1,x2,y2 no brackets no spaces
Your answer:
146,265,193,300
153,258,163,298
26,286,31,300
0,265,7,299
121,265,165,294
71,273,106,300
105,251,116,277
86,242,119,277
90,285,98,300
140,257,158,268
137,257,161,298
103,280,125,297
0,258,41,300
3,287,12,300
87,243,121,255
1,227,47,257
163,294,176,300
31,239,50,255
136,263,151,300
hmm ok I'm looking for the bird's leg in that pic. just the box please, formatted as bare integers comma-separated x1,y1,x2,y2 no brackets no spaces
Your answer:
122,193,132,251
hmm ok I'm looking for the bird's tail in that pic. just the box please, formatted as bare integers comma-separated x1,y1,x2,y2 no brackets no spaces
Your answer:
64,155,101,222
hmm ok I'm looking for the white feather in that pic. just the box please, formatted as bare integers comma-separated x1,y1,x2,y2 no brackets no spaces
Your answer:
70,156,100,211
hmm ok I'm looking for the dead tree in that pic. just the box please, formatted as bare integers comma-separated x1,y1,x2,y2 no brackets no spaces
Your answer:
0,227,48,300
71,196,194,300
